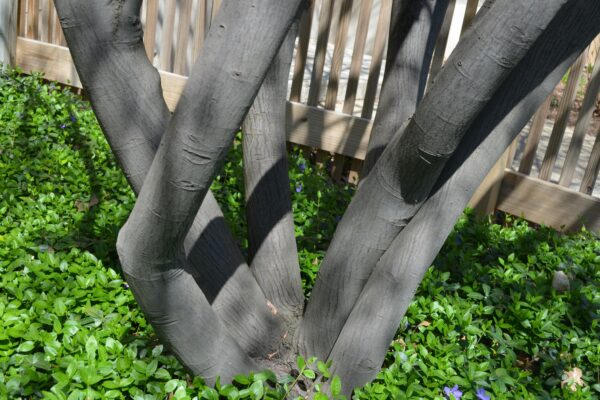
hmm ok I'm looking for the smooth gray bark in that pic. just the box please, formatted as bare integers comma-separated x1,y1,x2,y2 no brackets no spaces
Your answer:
0,0,17,66
54,0,284,376
326,1,600,393
116,0,303,378
298,0,568,362
242,23,304,317
362,0,449,176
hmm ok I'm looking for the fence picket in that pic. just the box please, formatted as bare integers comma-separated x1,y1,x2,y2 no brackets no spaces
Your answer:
361,0,391,119
580,126,600,195
427,0,456,87
559,50,600,187
307,0,335,107
192,0,207,62
539,50,587,181
144,0,158,61
174,0,193,75
290,1,315,102
159,0,177,72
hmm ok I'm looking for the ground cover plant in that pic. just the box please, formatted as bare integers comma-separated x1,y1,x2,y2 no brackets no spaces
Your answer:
1,69,599,399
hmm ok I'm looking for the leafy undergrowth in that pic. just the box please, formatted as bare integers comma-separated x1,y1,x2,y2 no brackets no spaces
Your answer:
0,68,598,399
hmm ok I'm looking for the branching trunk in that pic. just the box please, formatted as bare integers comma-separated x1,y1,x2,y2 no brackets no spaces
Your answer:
362,0,449,176
114,0,303,380
56,0,301,380
298,0,568,362
325,1,600,393
242,21,304,318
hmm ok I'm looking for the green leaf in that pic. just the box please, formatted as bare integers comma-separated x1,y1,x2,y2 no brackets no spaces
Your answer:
302,369,316,379
85,335,97,360
296,355,305,371
17,341,35,352
330,376,342,396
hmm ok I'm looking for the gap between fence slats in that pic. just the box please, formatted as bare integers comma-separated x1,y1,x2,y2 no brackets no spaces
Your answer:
538,50,588,181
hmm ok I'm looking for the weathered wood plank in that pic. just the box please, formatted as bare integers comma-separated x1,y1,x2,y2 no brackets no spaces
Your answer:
159,0,176,71
0,0,18,65
307,0,335,106
460,0,479,36
173,0,193,75
497,170,600,232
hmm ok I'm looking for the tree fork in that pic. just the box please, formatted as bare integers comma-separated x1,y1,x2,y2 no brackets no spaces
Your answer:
116,0,304,379
54,0,288,371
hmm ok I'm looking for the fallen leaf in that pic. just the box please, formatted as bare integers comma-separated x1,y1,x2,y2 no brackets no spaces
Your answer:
561,367,584,391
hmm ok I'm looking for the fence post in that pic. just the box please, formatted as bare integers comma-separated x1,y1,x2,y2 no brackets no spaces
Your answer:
0,0,18,66
468,146,511,216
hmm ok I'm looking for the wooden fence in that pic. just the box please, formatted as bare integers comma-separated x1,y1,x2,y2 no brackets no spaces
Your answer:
4,0,600,232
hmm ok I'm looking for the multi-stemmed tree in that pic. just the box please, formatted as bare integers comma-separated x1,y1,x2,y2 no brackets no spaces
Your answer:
52,0,600,395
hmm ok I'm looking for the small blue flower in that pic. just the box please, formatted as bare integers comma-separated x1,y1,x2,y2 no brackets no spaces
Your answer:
299,162,306,172
70,114,77,122
295,182,303,193
60,124,66,129
124,282,130,289
444,385,463,400
476,388,490,400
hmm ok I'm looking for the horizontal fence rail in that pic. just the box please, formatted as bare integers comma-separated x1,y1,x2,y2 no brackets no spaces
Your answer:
7,0,600,232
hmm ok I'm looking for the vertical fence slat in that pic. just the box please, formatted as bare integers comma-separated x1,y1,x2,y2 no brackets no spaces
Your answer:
559,49,600,187
460,0,479,36
325,0,354,181
518,95,552,174
324,0,354,110
38,0,49,43
427,0,456,86
211,0,222,25
144,0,158,61
192,0,207,62
307,0,335,107
538,50,588,181
26,0,37,39
173,0,192,75
18,0,26,37
159,0,177,72
361,0,392,119
342,0,372,115
290,0,315,103
580,126,600,195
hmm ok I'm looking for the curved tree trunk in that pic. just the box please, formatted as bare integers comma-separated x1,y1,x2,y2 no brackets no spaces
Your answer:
325,1,600,393
298,0,569,363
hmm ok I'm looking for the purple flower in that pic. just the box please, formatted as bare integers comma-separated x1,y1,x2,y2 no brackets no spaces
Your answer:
295,183,303,193
299,162,306,172
444,385,463,399
476,388,490,400
123,282,130,289
70,114,77,122
60,124,66,129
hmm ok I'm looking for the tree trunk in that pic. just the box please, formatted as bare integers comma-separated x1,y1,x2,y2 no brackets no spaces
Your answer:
362,0,449,176
242,21,305,318
298,0,568,363
325,1,600,393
